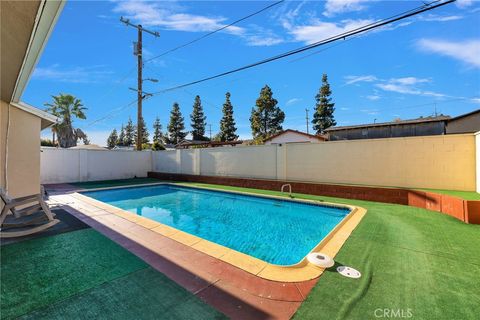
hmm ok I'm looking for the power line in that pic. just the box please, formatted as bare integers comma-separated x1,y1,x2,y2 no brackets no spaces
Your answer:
84,98,139,127
83,1,285,130
150,0,454,95
143,0,285,64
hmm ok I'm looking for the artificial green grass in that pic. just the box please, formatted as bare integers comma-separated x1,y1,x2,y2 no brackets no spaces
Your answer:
19,268,225,320
416,188,480,200
0,228,224,320
70,178,160,189
173,182,480,320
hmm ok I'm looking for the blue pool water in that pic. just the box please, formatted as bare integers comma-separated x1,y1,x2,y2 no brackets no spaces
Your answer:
83,184,350,265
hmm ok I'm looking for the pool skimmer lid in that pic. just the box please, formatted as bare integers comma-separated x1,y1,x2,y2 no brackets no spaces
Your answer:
307,253,335,268
337,266,361,278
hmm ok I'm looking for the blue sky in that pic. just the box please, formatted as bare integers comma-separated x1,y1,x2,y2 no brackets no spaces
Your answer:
23,0,480,145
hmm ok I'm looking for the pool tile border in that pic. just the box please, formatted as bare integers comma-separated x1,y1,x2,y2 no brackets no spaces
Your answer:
69,183,366,282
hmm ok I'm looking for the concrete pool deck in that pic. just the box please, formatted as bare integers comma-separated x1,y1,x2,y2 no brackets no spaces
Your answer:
46,183,366,319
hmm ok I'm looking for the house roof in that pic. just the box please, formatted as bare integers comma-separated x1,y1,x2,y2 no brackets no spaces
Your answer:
69,144,107,150
175,140,243,149
263,129,326,142
324,116,451,132
448,109,480,122
1,0,64,127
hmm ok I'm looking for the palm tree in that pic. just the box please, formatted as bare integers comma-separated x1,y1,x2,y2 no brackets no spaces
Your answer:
45,94,87,148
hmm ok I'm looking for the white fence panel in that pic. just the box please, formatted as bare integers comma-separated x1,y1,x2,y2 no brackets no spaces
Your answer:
152,150,178,173
41,148,152,184
199,145,277,179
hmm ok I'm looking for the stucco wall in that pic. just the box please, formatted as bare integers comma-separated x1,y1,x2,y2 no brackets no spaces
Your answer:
476,132,480,193
285,134,475,190
40,134,477,191
152,134,476,191
40,148,153,184
0,100,41,197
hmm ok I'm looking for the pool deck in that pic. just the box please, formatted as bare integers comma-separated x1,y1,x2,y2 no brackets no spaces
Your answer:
46,183,365,319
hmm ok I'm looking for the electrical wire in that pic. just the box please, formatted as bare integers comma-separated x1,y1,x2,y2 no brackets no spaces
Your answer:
150,0,454,95
143,0,285,64
84,1,286,128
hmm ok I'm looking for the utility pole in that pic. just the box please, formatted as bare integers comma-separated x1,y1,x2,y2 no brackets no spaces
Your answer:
208,124,212,140
120,17,159,151
305,108,309,134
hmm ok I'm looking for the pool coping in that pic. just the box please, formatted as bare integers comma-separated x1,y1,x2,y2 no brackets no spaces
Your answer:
69,182,366,282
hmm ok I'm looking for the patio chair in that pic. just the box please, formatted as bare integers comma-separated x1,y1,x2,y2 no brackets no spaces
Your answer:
0,187,59,238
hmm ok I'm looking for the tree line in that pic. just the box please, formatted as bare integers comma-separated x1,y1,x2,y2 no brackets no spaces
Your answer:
106,73,336,148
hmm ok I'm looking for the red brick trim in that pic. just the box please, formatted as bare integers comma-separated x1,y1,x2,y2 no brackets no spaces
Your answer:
147,172,479,224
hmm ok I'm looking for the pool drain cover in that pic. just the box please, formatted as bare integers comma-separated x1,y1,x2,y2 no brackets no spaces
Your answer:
337,266,361,278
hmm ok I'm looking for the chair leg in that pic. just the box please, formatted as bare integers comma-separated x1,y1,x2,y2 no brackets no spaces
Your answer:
39,199,55,221
0,219,60,238
0,205,10,226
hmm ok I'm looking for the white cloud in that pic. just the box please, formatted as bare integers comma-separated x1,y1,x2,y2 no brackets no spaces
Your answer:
289,18,374,44
366,95,380,101
456,0,474,8
286,98,301,106
241,25,284,47
323,0,369,17
344,75,377,85
113,0,284,46
360,108,379,115
418,14,463,22
32,64,113,83
376,77,447,98
390,77,430,86
114,0,244,34
470,98,480,104
417,39,480,68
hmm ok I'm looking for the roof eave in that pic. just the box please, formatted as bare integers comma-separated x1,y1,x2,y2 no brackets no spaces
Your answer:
11,0,65,103
11,101,58,129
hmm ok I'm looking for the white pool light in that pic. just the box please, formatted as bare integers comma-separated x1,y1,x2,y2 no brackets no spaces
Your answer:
307,252,335,268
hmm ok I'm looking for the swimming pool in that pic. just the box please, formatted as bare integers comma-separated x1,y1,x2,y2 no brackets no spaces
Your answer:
82,184,351,265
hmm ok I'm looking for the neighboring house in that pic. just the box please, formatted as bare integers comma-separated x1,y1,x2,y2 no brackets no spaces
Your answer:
446,109,480,134
1,0,64,198
325,116,451,141
69,144,107,151
264,129,326,145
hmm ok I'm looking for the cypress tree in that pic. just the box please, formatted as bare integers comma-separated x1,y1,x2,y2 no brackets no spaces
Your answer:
167,102,186,144
219,92,238,141
190,95,207,140
137,117,149,144
117,125,125,146
107,129,118,149
124,117,136,146
152,117,163,144
250,85,285,143
312,74,336,134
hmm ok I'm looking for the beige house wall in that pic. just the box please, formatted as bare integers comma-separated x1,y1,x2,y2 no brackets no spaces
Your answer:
476,132,480,193
1,100,42,197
